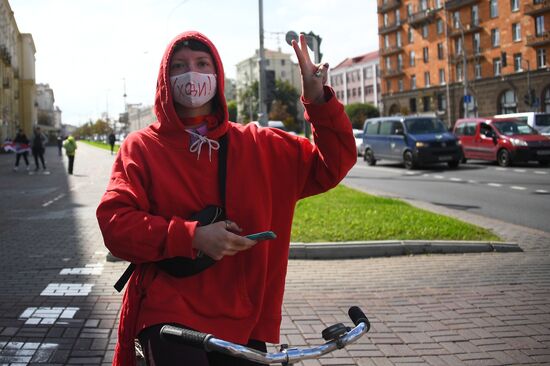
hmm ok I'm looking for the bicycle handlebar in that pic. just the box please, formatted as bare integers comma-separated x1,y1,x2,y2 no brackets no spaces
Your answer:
160,306,370,365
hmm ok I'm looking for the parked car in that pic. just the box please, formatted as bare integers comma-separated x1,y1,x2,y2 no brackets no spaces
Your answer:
353,129,364,156
453,117,550,167
362,116,462,169
494,112,550,136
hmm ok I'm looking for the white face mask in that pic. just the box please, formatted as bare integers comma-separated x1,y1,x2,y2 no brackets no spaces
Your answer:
170,71,217,108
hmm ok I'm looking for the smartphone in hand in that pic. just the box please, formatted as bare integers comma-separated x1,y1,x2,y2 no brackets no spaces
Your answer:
245,231,277,241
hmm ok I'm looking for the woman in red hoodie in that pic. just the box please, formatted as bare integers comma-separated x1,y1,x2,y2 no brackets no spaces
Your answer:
97,31,356,366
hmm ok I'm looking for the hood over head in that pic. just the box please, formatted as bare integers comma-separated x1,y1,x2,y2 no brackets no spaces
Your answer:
153,31,228,139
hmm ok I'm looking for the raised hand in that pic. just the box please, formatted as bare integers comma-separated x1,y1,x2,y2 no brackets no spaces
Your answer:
291,33,329,104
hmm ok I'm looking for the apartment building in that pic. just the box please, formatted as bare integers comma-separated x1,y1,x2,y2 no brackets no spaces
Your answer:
330,51,381,108
235,48,301,123
0,0,37,141
378,0,550,126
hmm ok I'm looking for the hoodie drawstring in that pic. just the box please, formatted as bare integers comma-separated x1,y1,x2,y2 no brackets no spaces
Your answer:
185,129,220,161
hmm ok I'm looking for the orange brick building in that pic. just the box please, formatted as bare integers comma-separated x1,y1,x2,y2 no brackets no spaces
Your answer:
378,0,550,126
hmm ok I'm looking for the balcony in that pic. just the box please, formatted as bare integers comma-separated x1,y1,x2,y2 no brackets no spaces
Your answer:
445,0,481,11
448,21,482,38
525,0,550,16
380,45,404,56
450,49,485,64
527,31,550,47
378,0,401,13
378,20,404,35
382,68,405,78
408,8,437,28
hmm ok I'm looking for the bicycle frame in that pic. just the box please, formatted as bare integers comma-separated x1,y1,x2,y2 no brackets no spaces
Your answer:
160,306,370,365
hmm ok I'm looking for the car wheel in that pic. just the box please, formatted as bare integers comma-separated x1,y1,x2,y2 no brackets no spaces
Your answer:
539,160,549,167
497,149,511,167
461,157,467,164
403,151,416,170
365,149,376,166
448,160,459,169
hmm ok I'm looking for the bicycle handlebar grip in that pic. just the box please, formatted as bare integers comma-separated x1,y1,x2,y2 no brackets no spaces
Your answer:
160,325,211,350
348,306,370,331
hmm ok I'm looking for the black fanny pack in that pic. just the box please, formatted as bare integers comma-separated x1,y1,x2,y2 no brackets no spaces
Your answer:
113,134,228,292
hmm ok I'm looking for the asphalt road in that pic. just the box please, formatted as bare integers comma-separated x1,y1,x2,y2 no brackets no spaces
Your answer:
344,158,550,234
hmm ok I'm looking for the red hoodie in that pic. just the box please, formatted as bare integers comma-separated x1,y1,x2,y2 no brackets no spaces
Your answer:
96,31,356,365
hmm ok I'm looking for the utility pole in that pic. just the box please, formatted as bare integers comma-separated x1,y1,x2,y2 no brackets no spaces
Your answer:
459,18,469,118
258,0,268,126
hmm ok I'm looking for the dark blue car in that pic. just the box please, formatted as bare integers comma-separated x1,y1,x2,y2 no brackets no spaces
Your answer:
362,116,462,169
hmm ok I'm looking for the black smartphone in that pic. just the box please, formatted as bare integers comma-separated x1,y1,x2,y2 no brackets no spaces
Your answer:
245,231,277,241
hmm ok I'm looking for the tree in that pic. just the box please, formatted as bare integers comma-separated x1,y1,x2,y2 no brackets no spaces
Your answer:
344,103,380,129
227,100,238,121
239,80,259,123
269,80,300,131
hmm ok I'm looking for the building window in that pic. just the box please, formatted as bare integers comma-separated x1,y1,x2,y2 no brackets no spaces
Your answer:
491,29,500,47
475,63,482,79
439,69,446,84
386,80,392,92
455,37,463,55
490,0,499,18
472,33,481,54
514,53,523,72
397,54,403,69
472,5,479,26
386,57,391,70
537,48,547,69
396,9,401,25
384,13,389,26
407,4,413,16
423,47,429,63
411,75,417,90
281,59,285,66
544,88,550,113
366,67,373,78
420,0,428,10
435,0,442,8
437,19,443,34
499,89,517,114
398,79,404,92
511,0,519,11
437,43,444,60
535,16,545,36
512,23,521,42
396,31,402,47
408,27,414,43
409,51,415,66
410,98,417,113
453,12,460,29
437,93,447,111
423,96,431,112
384,35,390,48
424,72,431,87
422,25,428,39
493,58,502,76
456,64,463,81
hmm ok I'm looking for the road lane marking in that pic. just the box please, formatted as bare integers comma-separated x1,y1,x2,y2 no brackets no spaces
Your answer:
42,193,66,207
534,171,548,175
510,186,527,190
434,175,444,179
488,183,502,187
40,283,94,296
449,177,462,182
535,189,549,194
514,169,526,173
19,307,79,325
59,263,104,275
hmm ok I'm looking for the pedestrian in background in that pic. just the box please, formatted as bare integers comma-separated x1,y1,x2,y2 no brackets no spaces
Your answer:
97,31,355,366
12,129,31,172
56,133,64,156
31,126,48,171
63,135,77,175
108,131,116,155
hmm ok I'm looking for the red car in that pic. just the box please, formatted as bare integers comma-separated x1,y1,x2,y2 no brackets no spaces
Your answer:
453,117,550,167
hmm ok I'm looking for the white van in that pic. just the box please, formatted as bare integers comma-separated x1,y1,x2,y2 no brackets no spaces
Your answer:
494,112,550,136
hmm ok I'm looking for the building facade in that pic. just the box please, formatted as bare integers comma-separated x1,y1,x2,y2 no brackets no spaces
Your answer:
235,48,301,123
1,0,37,141
378,0,550,127
126,103,156,134
329,51,381,108
36,83,62,139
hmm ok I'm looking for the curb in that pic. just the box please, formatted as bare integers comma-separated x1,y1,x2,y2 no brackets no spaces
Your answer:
289,240,522,259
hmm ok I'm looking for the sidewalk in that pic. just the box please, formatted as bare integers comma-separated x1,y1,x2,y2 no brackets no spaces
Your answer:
0,144,549,365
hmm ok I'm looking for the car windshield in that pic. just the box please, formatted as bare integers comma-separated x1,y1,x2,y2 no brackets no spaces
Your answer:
535,114,550,127
493,121,536,135
405,118,447,134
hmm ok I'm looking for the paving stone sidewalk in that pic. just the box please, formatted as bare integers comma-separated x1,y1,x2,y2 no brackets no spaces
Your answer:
0,144,548,365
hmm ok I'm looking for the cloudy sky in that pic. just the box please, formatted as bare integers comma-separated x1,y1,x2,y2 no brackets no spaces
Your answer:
9,0,378,125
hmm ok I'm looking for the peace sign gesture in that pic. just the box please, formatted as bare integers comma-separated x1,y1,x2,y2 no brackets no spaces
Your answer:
291,33,329,105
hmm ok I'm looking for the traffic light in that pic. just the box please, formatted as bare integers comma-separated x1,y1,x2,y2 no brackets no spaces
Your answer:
265,70,276,106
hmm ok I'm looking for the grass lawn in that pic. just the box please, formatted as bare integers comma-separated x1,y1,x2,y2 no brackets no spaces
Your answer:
291,185,500,242
84,140,500,243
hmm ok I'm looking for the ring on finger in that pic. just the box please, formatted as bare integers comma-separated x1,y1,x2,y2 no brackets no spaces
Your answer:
225,220,231,230
314,69,322,78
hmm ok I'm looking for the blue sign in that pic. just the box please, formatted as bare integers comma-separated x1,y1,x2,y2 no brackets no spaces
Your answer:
463,95,472,103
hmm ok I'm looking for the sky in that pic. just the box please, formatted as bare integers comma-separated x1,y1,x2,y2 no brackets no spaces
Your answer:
9,0,379,126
